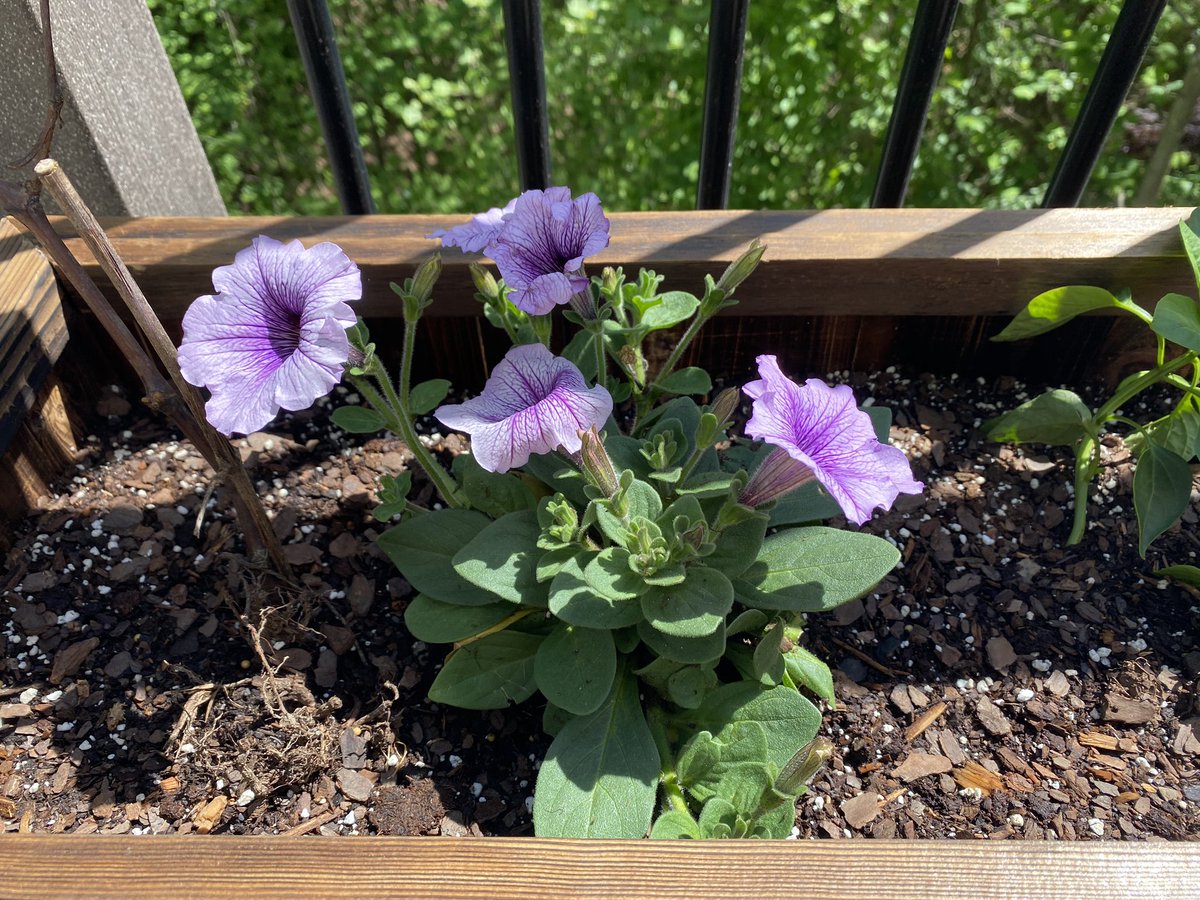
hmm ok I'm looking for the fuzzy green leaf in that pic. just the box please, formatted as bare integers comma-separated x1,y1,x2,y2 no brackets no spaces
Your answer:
658,367,713,397
377,510,501,606
409,378,452,415
549,554,645,630
452,509,548,606
331,405,385,434
535,623,617,716
640,567,734,637
402,595,516,644
427,631,541,709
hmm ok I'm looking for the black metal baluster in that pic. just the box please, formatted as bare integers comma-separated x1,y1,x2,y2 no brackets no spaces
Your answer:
696,0,750,210
871,0,960,208
502,0,551,191
286,0,375,214
1042,0,1167,208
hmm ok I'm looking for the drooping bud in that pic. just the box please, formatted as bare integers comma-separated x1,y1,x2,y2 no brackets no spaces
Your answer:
469,262,499,299
716,239,765,296
738,446,817,508
579,428,619,497
619,344,646,388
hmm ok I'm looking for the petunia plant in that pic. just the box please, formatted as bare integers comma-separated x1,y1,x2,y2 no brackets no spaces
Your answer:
178,187,922,839
985,211,1200,569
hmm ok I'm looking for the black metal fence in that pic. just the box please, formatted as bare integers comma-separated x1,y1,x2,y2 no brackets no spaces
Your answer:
285,0,1167,215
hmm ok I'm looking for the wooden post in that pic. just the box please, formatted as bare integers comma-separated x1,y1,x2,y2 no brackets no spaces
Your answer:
0,217,75,520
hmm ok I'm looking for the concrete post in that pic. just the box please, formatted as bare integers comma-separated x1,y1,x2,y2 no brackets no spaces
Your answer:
0,0,226,216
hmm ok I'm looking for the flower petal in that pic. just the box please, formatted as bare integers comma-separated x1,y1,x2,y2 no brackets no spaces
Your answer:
429,199,517,253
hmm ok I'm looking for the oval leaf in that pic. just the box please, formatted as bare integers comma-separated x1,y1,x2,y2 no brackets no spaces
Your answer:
533,669,659,838
740,526,900,612
658,367,713,397
985,389,1093,446
549,554,645,630
1151,293,1200,352
403,594,516,644
409,378,453,415
427,631,541,710
376,510,501,606
1134,443,1193,556
639,290,700,330
991,286,1124,342
535,623,617,716
640,567,733,637
452,509,548,606
331,405,385,434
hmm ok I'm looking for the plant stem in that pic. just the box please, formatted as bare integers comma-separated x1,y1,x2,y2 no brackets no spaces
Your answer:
399,311,418,408
646,704,690,816
1066,435,1098,546
1094,352,1197,425
349,370,463,508
593,329,607,387
647,314,706,399
451,608,536,652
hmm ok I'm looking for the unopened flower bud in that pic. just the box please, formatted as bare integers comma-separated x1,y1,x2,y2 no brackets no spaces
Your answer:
411,252,443,308
579,428,619,497
469,262,499,299
710,387,740,427
716,239,765,295
602,267,621,294
774,737,833,796
619,345,646,387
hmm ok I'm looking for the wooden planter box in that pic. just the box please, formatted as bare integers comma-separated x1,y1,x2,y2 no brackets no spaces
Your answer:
2,209,1198,896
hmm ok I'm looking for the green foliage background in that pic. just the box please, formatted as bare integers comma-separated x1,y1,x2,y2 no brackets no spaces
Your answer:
147,0,1198,214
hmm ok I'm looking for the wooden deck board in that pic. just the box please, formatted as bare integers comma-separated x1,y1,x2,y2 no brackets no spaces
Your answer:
1,835,1197,899
50,208,1196,319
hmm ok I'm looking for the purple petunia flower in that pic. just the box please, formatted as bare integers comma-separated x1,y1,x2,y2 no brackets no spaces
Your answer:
739,355,922,524
434,343,613,473
177,236,361,436
431,187,610,315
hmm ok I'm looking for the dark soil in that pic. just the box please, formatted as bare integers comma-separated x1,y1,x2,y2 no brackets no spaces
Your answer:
2,370,1198,840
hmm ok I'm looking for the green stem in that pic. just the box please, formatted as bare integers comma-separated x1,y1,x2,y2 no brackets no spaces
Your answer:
1156,336,1166,368
646,704,690,817
593,329,607,387
646,313,707,400
1164,374,1200,402
1066,434,1098,546
399,312,418,408
1093,352,1197,425
349,369,463,509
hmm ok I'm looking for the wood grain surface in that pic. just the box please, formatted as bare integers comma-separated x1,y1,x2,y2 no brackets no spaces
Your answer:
0,835,1197,899
0,217,68,454
50,208,1195,318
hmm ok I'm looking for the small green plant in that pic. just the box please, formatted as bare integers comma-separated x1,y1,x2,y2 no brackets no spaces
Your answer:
986,211,1200,565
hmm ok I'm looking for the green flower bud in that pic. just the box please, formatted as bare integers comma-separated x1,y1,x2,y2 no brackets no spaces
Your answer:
579,428,619,497
774,737,833,796
411,252,443,309
469,262,499,299
716,239,765,296
710,386,741,427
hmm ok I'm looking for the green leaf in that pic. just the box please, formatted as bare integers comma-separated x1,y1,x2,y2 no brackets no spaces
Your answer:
991,286,1126,342
1146,398,1200,461
535,623,617,716
678,682,822,773
409,378,452,415
703,511,768,577
666,666,716,709
403,594,516,644
1155,564,1200,589
784,646,836,703
658,367,712,396
536,546,578,582
549,554,644,630
752,621,787,685
533,668,659,838
985,389,1093,446
638,290,699,330
377,510,501,606
452,509,548,606
583,548,649,599
1152,293,1200,352
637,618,726,665
427,631,541,709
596,479,663,545
1180,217,1200,294
739,527,900,612
640,567,734,637
650,809,702,839
331,405,385,434
1133,443,1193,556
454,453,537,517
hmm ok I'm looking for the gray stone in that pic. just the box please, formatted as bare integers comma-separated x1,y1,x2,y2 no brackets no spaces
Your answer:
1,0,224,216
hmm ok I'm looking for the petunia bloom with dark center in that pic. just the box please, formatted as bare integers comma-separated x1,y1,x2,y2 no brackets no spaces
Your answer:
177,236,361,436
434,343,613,473
431,187,609,315
739,355,922,524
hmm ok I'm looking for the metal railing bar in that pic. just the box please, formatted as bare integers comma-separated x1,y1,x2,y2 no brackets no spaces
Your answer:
286,0,375,214
870,0,960,208
1042,0,1167,208
502,0,551,191
696,0,750,210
